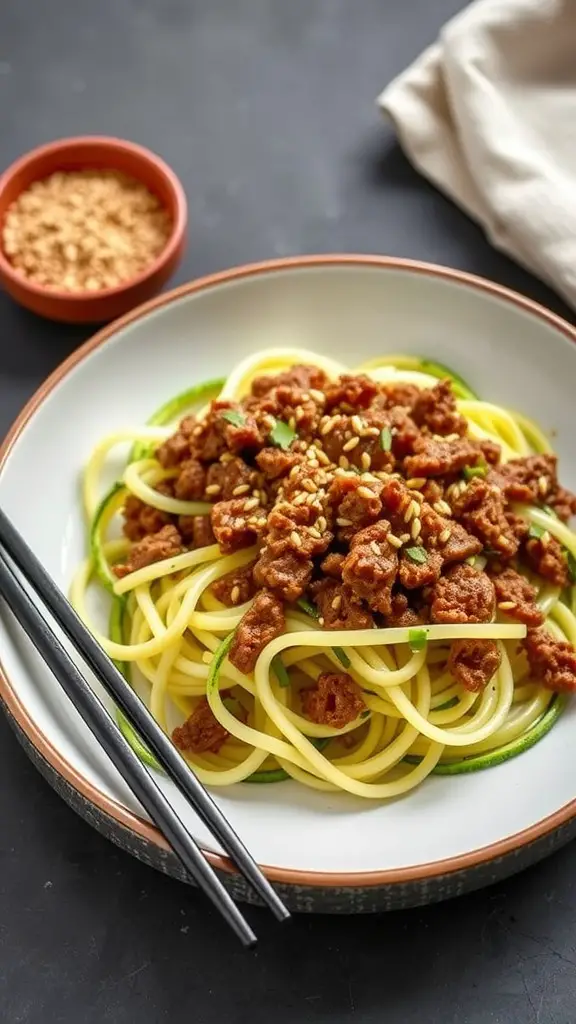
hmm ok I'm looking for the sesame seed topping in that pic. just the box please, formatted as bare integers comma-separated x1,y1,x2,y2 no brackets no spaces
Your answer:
316,449,331,466
230,585,240,604
351,415,364,434
317,516,327,532
498,601,515,611
439,528,452,544
290,530,302,547
387,534,403,549
232,484,251,496
434,500,453,517
288,416,296,430
339,455,350,470
336,517,353,527
400,533,411,543
293,493,307,505
309,527,322,539
411,517,422,540
302,478,316,493
343,436,360,452
370,540,380,555
244,497,259,511
321,417,337,436
406,477,426,489
289,465,300,479
538,475,549,496
403,501,417,523
309,389,325,403
361,451,371,470
358,485,376,500
205,484,222,496
220,452,234,463
331,594,342,611
318,616,325,626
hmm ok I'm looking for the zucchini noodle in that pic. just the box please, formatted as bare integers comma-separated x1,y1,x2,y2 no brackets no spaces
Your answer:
71,348,576,799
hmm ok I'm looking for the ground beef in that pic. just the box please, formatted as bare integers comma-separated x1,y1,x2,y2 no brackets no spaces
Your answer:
411,379,467,437
418,503,482,564
385,591,427,627
388,408,422,459
448,639,501,692
324,374,379,412
341,521,399,615
245,384,321,440
178,515,215,548
328,475,383,536
313,579,374,629
228,590,285,674
523,535,569,588
122,494,172,542
430,564,496,624
172,698,229,754
404,437,483,479
266,500,331,559
320,552,345,579
256,447,300,480
378,382,420,411
488,454,558,504
492,567,544,627
301,672,365,727
477,440,502,466
253,543,313,602
523,629,576,692
548,486,576,523
211,563,257,606
322,414,395,474
114,524,183,578
156,428,191,469
398,549,443,589
174,458,207,501
205,457,255,501
451,478,518,558
224,412,264,455
211,498,262,553
189,401,236,462
251,364,327,397
378,477,414,533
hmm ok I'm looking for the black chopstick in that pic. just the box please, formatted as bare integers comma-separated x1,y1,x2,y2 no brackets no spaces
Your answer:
0,506,289,927
0,549,256,947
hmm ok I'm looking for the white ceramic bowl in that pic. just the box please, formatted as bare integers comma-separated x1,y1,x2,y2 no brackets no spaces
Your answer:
2,255,576,913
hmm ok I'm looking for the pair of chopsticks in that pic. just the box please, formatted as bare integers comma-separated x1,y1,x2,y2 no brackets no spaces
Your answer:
0,507,289,946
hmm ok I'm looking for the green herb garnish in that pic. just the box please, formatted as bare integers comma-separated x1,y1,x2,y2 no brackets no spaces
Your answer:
360,710,370,720
405,546,428,564
379,426,392,452
333,647,351,668
463,464,487,480
528,523,545,540
297,597,319,619
272,655,291,687
221,409,245,427
222,696,243,717
269,419,296,450
408,627,428,652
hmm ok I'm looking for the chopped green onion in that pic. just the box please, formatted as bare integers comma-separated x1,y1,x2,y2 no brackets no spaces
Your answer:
297,597,319,618
222,696,243,717
221,409,245,427
272,655,291,687
463,464,487,480
567,551,576,584
408,627,428,652
360,710,370,719
528,523,545,540
405,546,428,564
379,426,392,452
269,419,296,450
333,647,351,668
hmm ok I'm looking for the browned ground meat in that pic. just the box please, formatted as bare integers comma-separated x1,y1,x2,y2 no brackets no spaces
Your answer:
404,437,483,478
253,543,313,602
228,590,285,674
320,552,345,579
419,503,482,564
322,415,395,474
155,418,194,468
178,515,216,548
205,457,256,501
312,579,374,629
378,382,420,411
211,563,257,606
398,549,443,589
122,494,172,542
211,498,263,553
430,564,496,623
488,454,558,504
324,374,379,412
328,475,383,536
492,567,544,626
451,478,518,558
251,363,327,397
266,500,331,558
341,521,399,615
548,486,576,523
386,592,427,627
224,412,264,455
172,698,229,753
448,639,501,692
114,524,183,578
256,447,300,480
523,629,576,692
411,379,467,437
174,458,207,500
523,535,569,588
301,672,365,727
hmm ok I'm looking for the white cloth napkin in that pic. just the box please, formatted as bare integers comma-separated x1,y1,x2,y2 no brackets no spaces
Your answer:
377,0,576,309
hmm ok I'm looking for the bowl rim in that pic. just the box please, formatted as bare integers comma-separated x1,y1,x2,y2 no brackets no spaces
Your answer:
2,252,576,889
0,135,187,302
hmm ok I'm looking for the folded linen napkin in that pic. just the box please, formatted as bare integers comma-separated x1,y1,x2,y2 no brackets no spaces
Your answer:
377,0,576,309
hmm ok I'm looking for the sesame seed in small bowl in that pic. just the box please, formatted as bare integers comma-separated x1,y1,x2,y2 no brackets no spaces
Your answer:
0,136,187,323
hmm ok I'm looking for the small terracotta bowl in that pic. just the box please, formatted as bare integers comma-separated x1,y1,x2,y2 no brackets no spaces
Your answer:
0,136,187,323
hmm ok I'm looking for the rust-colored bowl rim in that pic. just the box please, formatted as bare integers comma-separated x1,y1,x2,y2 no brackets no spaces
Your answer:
0,135,188,302
2,253,576,889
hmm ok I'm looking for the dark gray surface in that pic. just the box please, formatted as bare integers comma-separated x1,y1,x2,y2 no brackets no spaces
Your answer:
1,1,575,1021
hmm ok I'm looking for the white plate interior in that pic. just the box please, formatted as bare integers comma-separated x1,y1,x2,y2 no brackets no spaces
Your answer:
2,262,576,876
